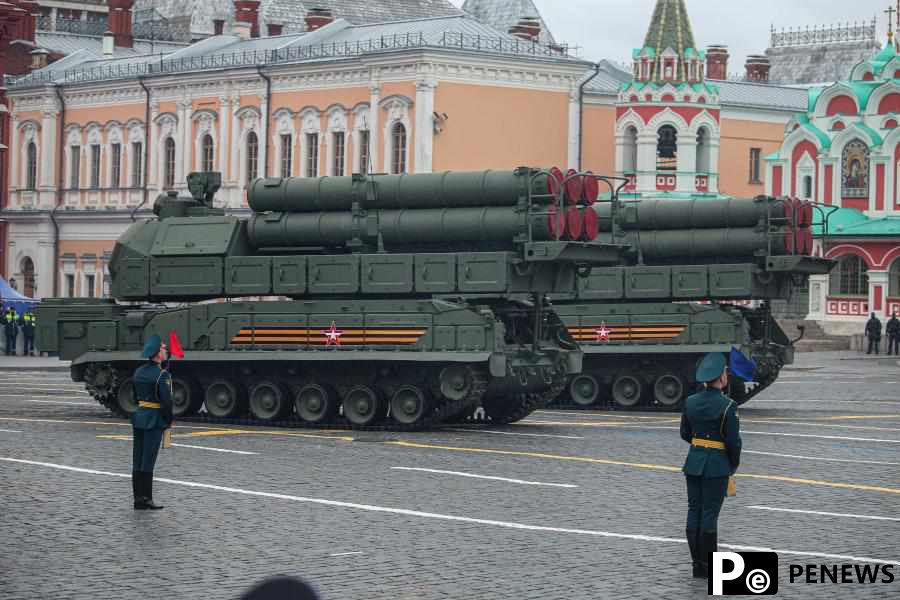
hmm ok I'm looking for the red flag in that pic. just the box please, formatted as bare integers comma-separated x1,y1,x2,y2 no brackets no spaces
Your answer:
168,330,185,359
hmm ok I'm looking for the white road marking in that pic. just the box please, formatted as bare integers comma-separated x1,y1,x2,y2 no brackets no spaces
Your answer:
25,399,97,406
0,394,94,402
170,443,257,455
752,399,900,405
744,450,900,466
329,552,365,557
571,423,900,444
445,428,584,440
391,467,578,488
0,428,23,433
748,506,900,523
0,456,897,566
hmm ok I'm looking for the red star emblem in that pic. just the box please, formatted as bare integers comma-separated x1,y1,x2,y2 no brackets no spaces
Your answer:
595,322,611,342
324,321,343,346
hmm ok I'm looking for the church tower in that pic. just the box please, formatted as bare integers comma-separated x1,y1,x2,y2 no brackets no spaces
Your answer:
616,0,721,197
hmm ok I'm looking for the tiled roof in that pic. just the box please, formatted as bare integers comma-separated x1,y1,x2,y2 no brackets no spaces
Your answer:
460,0,556,45
642,0,696,56
34,31,186,57
134,0,463,39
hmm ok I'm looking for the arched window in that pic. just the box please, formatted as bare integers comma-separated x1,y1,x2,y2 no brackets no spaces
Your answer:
201,134,215,172
21,257,35,298
657,125,678,173
830,255,868,296
803,175,813,199
695,127,710,173
890,259,900,298
26,142,37,190
842,139,869,199
391,122,407,174
246,131,259,184
623,126,638,173
163,137,176,189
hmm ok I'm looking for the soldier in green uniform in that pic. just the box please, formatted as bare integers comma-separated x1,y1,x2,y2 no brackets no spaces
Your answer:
132,334,173,510
680,352,742,579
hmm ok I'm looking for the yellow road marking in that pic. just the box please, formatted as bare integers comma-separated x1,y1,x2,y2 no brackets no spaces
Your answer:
520,420,681,427
743,420,900,433
533,411,674,420
387,441,900,495
98,429,354,443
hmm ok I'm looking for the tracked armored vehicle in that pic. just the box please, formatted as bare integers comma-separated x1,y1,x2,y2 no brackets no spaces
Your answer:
550,195,832,411
37,169,630,430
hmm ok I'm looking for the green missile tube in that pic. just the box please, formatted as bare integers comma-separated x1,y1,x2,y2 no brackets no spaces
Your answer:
594,197,786,231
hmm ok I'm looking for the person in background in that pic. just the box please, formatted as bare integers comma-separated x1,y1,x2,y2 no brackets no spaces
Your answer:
680,353,742,579
865,312,882,355
21,310,37,357
887,313,900,356
4,306,20,356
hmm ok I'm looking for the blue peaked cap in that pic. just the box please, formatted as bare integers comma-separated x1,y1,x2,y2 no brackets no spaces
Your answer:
141,334,162,359
695,352,727,383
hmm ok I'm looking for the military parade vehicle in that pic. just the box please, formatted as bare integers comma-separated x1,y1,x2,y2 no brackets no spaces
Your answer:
550,195,829,411
35,169,831,429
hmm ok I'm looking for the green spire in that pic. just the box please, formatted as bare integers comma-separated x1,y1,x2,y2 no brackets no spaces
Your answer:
642,0,697,61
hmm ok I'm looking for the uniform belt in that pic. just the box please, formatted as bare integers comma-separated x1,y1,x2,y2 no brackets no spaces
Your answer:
138,401,161,409
692,438,726,450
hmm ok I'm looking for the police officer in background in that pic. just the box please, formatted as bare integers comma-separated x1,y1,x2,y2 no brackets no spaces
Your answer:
887,313,900,356
4,306,20,356
132,335,173,510
681,353,742,579
866,312,883,355
21,310,36,356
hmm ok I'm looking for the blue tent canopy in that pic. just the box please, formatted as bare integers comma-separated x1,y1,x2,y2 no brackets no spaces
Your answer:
0,276,38,314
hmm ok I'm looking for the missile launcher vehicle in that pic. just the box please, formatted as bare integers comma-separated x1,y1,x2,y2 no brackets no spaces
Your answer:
35,169,832,429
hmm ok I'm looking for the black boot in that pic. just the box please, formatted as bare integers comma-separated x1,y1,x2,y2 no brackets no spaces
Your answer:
133,471,150,510
699,531,718,578
686,529,704,578
142,472,164,510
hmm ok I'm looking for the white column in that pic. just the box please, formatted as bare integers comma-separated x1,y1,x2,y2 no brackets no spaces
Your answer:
636,132,657,194
218,96,230,176
676,139,697,194
147,100,159,190
9,115,20,198
614,134,625,176
414,80,435,174
39,110,57,192
229,98,240,187
179,100,191,188
36,240,55,301
806,273,828,321
368,84,380,174
707,140,720,194
258,94,268,178
567,88,579,170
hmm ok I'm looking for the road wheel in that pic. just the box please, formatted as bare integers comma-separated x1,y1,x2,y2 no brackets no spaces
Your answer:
205,380,245,419
116,377,138,416
653,373,685,408
343,385,383,427
172,378,202,418
568,374,601,407
390,385,430,426
295,384,337,424
438,366,472,402
248,381,289,422
611,373,643,409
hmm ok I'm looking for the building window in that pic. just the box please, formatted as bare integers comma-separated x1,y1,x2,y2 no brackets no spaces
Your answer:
131,142,143,187
749,148,761,183
164,138,176,189
70,146,81,189
391,123,407,174
246,131,259,184
695,127,710,173
656,125,678,172
332,131,345,176
280,134,293,178
85,274,95,298
90,144,101,189
26,142,37,190
830,255,868,296
65,274,75,298
306,133,319,177
359,130,370,174
623,126,638,173
110,143,121,189
803,175,813,199
202,134,215,172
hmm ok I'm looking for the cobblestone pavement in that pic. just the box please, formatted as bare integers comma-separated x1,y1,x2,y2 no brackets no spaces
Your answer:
1,352,899,599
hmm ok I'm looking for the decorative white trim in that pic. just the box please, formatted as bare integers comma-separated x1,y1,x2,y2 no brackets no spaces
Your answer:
381,96,412,174
325,105,349,176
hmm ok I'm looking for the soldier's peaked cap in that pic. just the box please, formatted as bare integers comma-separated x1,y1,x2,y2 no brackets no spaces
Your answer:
696,352,727,383
141,334,162,359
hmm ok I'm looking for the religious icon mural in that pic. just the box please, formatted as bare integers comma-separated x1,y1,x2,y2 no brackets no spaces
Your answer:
842,139,869,198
